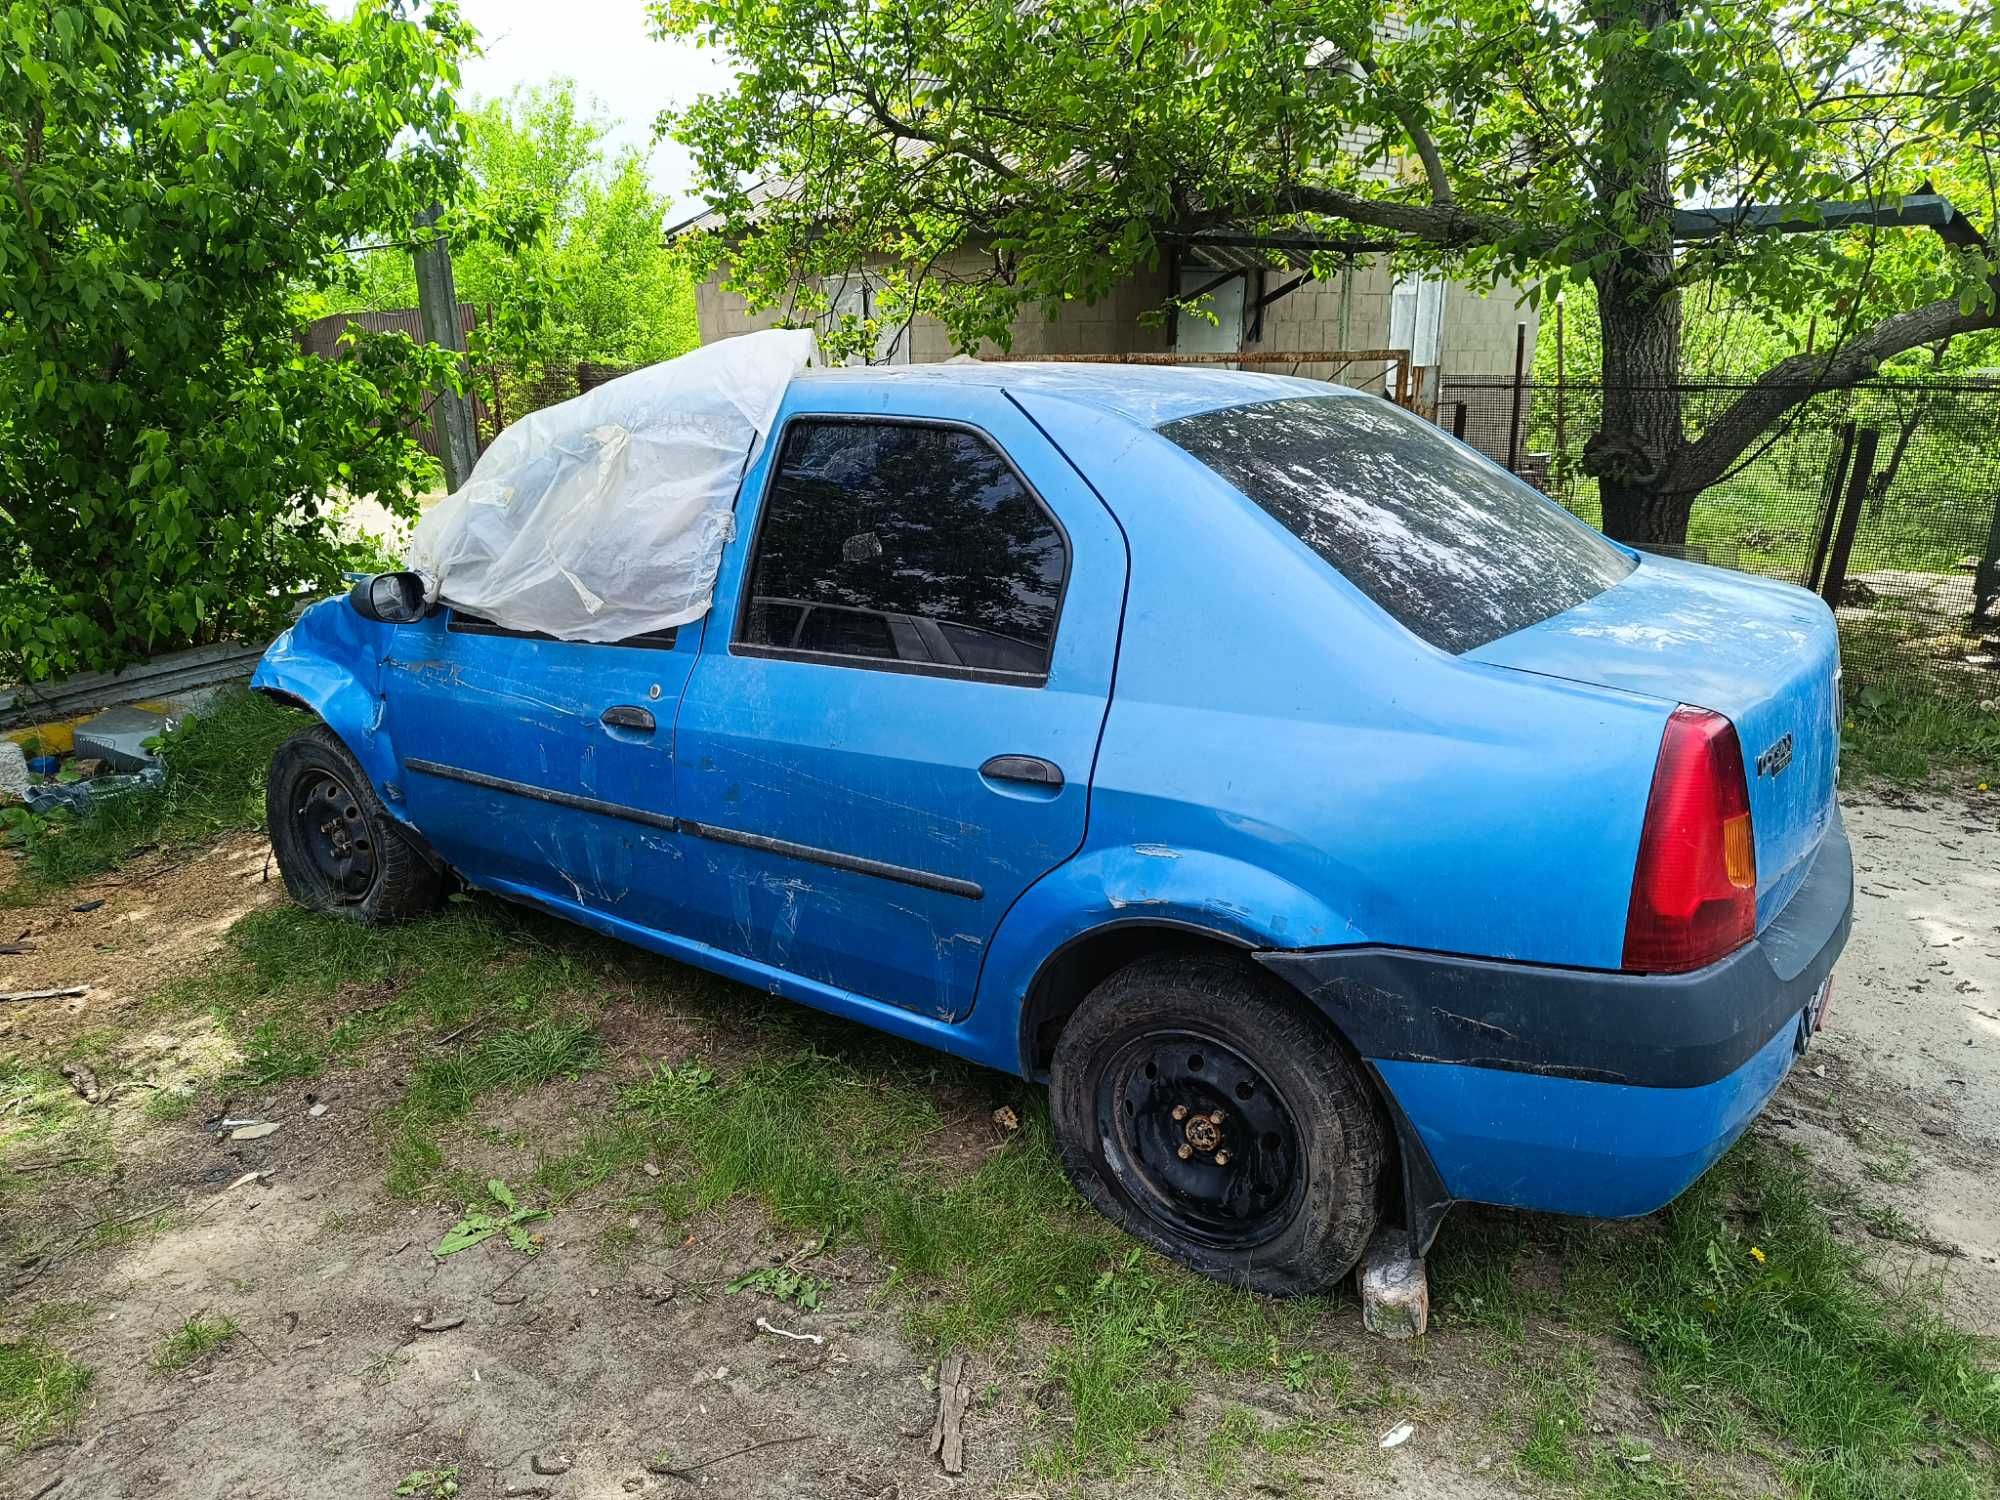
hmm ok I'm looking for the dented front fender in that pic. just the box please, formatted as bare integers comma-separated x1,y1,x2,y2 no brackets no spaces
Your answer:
251,596,402,794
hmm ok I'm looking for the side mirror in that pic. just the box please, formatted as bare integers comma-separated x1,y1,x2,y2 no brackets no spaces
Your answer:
348,571,429,625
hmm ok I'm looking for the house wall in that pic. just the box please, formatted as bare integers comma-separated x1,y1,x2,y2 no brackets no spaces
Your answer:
1435,279,1536,381
1242,261,1535,387
695,258,1531,374
693,250,1172,359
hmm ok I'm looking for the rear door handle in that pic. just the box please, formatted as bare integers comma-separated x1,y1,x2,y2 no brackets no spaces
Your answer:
980,754,1063,789
601,705,657,733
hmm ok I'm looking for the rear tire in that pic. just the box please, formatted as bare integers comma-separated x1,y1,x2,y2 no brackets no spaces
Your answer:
266,725,444,923
1049,954,1387,1295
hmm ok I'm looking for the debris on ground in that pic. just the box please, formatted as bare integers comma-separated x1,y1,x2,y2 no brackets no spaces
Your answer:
1358,1227,1429,1339
0,739,29,802
529,1455,572,1476
59,1061,102,1103
1380,1421,1416,1449
991,1104,1020,1132
754,1316,823,1345
928,1351,972,1474
641,1434,812,1482
1,985,87,1003
229,1122,281,1141
23,766,166,816
75,705,174,772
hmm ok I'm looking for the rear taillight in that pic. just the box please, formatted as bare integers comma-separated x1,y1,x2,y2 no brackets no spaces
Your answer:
1622,706,1757,974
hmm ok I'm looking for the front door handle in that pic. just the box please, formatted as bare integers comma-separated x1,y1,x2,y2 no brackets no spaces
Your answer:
980,754,1063,789
601,705,657,733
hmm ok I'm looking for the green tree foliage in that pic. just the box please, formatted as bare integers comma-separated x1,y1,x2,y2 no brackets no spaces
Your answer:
308,81,700,412
656,0,2000,544
0,0,472,682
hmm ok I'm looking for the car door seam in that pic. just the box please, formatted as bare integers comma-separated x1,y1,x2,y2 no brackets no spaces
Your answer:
962,394,1137,1030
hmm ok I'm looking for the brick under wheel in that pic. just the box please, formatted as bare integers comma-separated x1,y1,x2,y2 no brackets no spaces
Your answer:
265,725,444,923
1049,954,1388,1296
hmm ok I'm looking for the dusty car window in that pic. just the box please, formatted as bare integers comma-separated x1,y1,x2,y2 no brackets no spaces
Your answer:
1158,396,1635,654
739,419,1066,678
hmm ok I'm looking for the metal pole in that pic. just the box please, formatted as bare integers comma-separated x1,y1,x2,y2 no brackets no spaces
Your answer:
1554,299,1568,496
1819,427,1880,611
413,205,480,491
1971,490,2000,635
1805,420,1858,591
1505,321,1527,473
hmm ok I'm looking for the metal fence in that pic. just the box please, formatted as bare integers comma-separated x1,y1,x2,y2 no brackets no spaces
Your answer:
1436,377,2000,697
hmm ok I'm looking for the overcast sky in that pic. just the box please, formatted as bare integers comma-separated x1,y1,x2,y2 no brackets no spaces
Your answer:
453,0,733,214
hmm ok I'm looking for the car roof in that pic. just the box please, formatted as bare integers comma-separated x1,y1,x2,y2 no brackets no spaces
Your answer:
787,360,1370,429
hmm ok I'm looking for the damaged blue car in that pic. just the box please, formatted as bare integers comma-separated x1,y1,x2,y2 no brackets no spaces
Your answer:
254,360,1851,1293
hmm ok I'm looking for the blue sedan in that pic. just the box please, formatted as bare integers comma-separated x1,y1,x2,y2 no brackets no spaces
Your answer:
254,363,1851,1293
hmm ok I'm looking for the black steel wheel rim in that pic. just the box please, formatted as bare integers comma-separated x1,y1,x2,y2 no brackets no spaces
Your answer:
1096,1027,1306,1248
293,768,377,904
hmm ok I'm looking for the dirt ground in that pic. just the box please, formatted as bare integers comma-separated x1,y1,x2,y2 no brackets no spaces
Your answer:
2,785,1996,1499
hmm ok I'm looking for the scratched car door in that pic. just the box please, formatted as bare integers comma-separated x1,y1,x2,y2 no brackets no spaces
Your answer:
672,391,1126,1022
380,612,700,929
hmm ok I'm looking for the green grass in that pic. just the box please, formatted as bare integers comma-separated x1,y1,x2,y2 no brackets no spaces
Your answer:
0,1337,93,1448
2,687,307,891
597,1043,1360,1480
0,1059,113,1214
1839,676,2000,785
153,900,1352,1481
133,886,2000,1491
1514,1343,1597,1483
151,1312,238,1374
1557,1144,2000,1499
1861,1141,1916,1186
1434,1143,2000,1498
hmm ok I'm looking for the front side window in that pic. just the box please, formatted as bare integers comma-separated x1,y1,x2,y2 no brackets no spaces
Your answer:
738,419,1067,679
1159,396,1635,654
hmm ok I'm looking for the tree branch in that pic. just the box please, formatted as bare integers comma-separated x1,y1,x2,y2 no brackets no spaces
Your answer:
1347,58,1453,208
1260,185,1540,251
1669,285,2000,494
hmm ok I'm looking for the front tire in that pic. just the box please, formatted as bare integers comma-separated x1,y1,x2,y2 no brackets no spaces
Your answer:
266,725,444,923
1049,954,1387,1295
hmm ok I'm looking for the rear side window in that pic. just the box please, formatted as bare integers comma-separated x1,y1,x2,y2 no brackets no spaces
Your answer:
738,418,1067,680
1158,396,1634,653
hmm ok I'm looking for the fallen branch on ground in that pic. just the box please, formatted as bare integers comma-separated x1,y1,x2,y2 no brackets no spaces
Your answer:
642,1434,811,1480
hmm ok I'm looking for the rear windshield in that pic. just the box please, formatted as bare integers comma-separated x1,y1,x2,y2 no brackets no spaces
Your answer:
1158,396,1634,653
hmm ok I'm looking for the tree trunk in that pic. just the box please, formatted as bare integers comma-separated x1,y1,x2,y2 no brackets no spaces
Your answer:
1589,259,1689,545
1581,0,1691,549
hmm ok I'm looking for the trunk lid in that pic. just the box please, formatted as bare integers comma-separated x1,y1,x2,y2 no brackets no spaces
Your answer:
1469,551,1841,927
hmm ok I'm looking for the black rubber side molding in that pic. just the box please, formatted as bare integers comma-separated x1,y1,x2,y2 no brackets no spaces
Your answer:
402,758,982,900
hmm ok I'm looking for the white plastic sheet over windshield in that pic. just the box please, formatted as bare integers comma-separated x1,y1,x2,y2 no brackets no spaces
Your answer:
406,328,818,642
